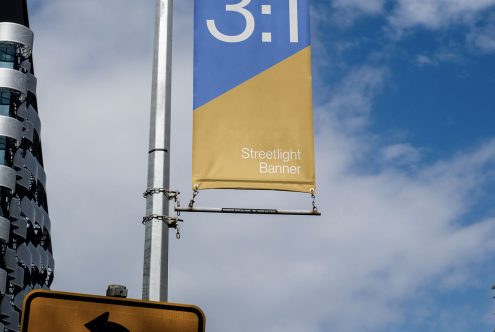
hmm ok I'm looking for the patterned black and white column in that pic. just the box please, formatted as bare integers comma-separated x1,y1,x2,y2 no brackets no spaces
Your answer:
0,1,54,330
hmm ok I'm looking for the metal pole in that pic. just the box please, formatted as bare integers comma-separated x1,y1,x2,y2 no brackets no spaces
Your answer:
142,0,173,302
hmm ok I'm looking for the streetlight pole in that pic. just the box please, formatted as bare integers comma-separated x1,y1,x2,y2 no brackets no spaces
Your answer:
142,0,174,302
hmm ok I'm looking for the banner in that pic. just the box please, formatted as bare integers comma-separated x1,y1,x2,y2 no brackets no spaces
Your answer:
193,0,316,193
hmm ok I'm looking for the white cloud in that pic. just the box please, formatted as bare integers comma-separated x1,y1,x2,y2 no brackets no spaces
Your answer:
324,0,495,32
469,30,495,52
414,51,460,67
389,0,495,29
380,143,422,165
28,0,495,331
415,54,437,66
327,0,495,30
333,0,384,14
327,0,495,55
325,66,388,131
467,17,495,53
330,0,385,26
31,0,155,296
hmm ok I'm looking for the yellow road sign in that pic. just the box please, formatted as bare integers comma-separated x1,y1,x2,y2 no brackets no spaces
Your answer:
20,290,205,332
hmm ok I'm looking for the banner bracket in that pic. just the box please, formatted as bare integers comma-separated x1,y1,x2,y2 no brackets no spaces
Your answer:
179,188,321,216
175,206,321,216
143,188,183,239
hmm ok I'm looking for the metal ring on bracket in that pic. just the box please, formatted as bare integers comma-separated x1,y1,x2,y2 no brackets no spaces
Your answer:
0,22,34,56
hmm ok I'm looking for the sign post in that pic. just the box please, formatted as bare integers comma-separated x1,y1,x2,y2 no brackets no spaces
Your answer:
20,290,205,332
142,0,174,302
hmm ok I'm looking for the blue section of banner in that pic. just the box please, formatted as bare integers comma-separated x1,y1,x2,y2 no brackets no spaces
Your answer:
194,0,311,109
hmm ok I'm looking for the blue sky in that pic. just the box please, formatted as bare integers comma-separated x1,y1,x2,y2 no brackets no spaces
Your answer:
26,0,495,331
309,1,495,330
314,4,495,160
312,1,495,227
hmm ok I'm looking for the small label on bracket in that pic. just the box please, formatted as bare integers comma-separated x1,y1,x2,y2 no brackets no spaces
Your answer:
221,208,278,214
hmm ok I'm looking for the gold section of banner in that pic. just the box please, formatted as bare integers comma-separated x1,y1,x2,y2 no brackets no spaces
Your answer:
193,47,316,193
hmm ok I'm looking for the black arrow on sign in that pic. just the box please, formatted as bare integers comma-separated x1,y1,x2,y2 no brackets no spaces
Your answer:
85,312,130,332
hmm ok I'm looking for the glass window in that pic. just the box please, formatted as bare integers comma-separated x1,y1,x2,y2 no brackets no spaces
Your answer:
0,43,15,69
0,90,11,116
0,137,6,166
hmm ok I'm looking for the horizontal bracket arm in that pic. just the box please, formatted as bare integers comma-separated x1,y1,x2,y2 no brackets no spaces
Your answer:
175,206,321,216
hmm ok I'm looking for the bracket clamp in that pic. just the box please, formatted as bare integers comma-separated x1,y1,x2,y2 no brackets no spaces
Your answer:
142,215,183,239
142,214,183,227
143,188,180,199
